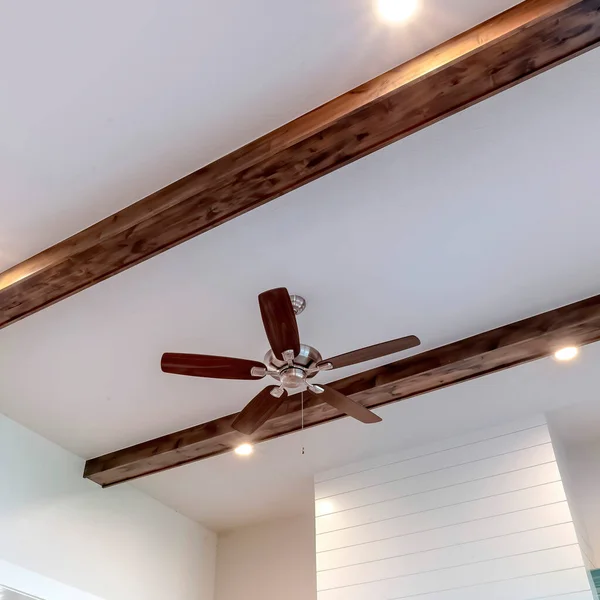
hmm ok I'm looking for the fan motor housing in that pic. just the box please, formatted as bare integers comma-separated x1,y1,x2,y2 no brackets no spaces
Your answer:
264,344,322,383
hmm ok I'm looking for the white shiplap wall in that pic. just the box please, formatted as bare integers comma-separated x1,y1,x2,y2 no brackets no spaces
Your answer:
314,415,595,600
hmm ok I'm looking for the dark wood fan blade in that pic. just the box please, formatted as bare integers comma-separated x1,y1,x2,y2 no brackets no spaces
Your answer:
161,353,267,380
258,288,301,361
232,386,288,435
320,335,420,370
316,385,382,424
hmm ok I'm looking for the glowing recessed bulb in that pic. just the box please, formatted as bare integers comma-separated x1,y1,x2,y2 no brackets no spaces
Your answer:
376,0,419,23
554,346,579,362
235,443,254,456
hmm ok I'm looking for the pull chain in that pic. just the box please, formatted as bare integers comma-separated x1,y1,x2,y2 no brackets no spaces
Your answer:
301,390,305,455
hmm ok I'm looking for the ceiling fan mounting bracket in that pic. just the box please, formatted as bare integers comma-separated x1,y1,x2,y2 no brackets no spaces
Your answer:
270,386,286,398
307,383,325,395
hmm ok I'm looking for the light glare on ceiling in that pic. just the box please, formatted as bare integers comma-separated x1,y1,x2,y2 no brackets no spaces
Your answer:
554,346,579,362
376,0,419,23
234,443,254,456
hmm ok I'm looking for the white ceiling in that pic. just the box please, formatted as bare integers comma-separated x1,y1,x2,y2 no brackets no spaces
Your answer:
137,341,600,531
1,0,600,531
0,0,518,271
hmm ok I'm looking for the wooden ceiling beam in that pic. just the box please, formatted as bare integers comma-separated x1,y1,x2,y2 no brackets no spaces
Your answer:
84,293,600,486
2,0,600,328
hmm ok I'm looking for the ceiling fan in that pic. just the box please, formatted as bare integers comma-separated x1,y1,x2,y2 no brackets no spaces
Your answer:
161,288,420,436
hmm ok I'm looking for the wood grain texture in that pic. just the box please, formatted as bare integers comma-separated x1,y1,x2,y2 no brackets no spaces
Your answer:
231,386,287,435
314,385,382,424
3,0,600,330
161,353,266,380
258,288,300,360
84,293,600,486
322,336,421,370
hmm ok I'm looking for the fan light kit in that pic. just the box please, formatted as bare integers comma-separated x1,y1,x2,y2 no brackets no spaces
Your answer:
162,288,421,436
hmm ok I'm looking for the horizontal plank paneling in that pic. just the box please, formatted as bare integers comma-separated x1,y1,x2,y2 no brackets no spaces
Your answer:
316,463,561,531
366,568,591,600
316,483,566,552
315,425,550,499
314,419,593,600
318,545,583,600
316,443,556,513
317,523,579,589
317,499,574,571
315,416,546,484
547,594,600,600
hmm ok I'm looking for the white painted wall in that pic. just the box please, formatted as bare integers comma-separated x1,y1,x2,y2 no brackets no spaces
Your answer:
557,439,600,569
314,415,595,600
215,515,316,600
547,424,597,575
0,413,217,600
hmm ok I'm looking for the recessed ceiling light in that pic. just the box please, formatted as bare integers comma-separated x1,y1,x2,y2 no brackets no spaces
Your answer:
554,346,579,362
376,0,419,23
234,443,254,456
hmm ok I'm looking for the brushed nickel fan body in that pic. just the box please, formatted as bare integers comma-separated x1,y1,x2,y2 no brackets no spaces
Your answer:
252,296,331,395
260,344,324,390
161,287,420,436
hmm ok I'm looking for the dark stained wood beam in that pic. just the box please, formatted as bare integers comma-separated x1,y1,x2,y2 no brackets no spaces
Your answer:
85,293,600,486
2,0,600,329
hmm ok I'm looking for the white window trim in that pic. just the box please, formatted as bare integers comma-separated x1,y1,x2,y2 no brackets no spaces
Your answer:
0,560,103,600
